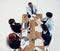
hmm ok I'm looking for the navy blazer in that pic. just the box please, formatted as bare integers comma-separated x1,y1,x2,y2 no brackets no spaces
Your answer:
10,23,21,33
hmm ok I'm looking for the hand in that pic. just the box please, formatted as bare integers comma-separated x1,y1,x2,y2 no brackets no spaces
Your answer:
40,37,45,42
21,28,25,30
32,14,36,17
42,39,45,43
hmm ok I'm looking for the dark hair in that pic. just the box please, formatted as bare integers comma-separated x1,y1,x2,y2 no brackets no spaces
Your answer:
41,24,48,31
28,2,32,5
46,12,53,18
8,33,16,43
8,19,15,25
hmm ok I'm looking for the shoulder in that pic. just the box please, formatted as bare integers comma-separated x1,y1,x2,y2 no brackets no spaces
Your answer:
26,6,30,9
15,23,20,25
15,34,19,39
33,5,37,9
15,23,20,24
43,17,47,21
47,31,50,35
47,18,53,23
48,18,52,21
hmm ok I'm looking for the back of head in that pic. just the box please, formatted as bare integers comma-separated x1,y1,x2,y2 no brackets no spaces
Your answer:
46,12,53,18
8,33,20,49
8,19,15,25
8,33,16,43
41,24,48,31
9,33,16,39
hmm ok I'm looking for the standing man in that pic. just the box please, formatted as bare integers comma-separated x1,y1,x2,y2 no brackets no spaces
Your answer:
26,2,37,18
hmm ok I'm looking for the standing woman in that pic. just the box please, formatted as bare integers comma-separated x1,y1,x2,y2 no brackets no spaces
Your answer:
41,24,52,51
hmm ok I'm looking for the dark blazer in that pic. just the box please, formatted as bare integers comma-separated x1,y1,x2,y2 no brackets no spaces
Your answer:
42,31,52,46
8,34,20,49
10,23,21,33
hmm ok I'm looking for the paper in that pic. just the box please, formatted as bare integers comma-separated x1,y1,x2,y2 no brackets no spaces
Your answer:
22,23,25,28
35,39,43,46
32,14,36,17
30,17,34,20
33,47,43,51
36,19,43,25
36,19,41,24
35,25,42,32
22,29,27,37
20,38,29,49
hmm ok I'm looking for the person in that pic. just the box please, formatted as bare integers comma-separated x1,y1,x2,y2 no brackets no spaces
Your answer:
8,19,22,33
26,2,37,18
7,33,20,51
35,17,42,32
42,12,53,31
41,24,52,51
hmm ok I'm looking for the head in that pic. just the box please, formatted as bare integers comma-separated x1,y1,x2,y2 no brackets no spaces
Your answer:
28,2,33,8
8,19,15,25
9,33,16,42
46,12,53,18
41,24,48,31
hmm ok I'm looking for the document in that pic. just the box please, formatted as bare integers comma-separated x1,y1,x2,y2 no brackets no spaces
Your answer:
35,39,43,46
20,38,29,49
33,47,43,51
30,14,36,20
35,25,42,32
22,29,27,37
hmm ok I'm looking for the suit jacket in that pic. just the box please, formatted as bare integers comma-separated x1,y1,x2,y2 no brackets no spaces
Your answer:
10,23,21,33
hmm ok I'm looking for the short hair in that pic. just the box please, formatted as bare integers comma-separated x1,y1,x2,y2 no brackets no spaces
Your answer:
8,19,15,25
28,2,32,5
46,12,53,18
41,24,48,31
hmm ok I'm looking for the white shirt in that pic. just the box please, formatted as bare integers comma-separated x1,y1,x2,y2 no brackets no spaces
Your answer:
43,17,53,31
26,5,37,17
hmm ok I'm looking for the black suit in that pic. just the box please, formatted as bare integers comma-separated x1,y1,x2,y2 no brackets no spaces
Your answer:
10,23,21,33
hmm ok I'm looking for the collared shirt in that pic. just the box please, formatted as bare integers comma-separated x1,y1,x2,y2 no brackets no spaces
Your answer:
26,5,37,16
43,17,53,31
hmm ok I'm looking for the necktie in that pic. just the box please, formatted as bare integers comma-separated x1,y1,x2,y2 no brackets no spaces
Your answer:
31,8,33,14
46,18,48,22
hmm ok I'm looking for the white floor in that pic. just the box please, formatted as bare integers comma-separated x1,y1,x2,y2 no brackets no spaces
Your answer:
0,0,60,51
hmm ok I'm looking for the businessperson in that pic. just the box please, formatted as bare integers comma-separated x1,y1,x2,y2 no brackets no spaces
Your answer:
26,2,37,18
8,19,22,33
41,24,52,51
42,12,53,31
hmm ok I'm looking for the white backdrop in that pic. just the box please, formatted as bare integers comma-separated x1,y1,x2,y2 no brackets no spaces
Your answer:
0,0,60,51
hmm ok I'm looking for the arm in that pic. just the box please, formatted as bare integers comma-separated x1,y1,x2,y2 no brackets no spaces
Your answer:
41,17,47,24
40,32,45,43
35,6,37,14
41,36,45,43
26,7,32,16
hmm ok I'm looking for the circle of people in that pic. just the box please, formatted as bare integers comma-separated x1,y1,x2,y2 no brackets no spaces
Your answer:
7,2,53,51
